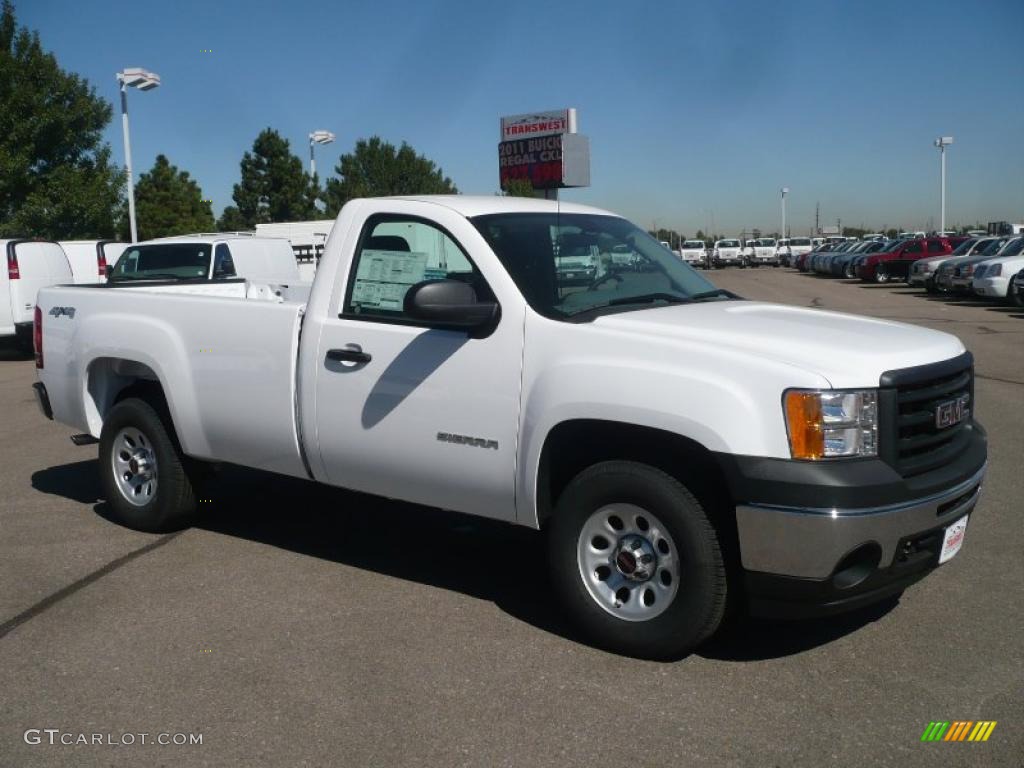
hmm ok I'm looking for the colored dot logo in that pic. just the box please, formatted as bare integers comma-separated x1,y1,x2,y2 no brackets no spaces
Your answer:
200,49,213,53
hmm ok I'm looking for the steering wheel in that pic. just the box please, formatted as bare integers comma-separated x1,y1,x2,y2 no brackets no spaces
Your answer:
586,272,624,292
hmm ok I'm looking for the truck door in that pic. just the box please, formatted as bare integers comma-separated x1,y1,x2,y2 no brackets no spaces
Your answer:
310,205,523,522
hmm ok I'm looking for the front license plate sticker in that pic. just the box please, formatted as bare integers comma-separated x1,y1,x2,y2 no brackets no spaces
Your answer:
939,515,969,564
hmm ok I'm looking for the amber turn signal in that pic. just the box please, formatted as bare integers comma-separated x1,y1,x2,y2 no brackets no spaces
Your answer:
785,390,825,460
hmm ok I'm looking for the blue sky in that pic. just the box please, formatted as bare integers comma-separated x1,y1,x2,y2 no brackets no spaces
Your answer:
22,0,1024,235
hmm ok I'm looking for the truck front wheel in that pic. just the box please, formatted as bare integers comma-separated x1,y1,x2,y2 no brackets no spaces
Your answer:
547,461,727,660
99,398,200,533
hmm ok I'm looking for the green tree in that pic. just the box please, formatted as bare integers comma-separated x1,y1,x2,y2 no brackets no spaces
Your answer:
0,0,123,238
216,205,248,232
228,128,318,227
324,136,457,215
501,178,535,198
126,154,213,240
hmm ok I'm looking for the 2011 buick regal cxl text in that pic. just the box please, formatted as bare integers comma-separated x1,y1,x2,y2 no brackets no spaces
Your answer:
31,196,987,659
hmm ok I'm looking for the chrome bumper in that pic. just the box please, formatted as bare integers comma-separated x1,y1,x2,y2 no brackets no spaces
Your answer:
735,464,986,579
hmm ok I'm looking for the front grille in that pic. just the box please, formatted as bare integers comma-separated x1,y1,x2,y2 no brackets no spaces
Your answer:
879,353,974,477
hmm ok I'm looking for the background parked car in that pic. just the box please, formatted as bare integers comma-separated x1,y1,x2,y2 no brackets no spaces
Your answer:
934,237,1012,293
970,236,1024,301
744,238,778,267
1010,267,1024,307
856,237,958,283
946,239,1015,294
109,236,303,285
679,239,707,266
796,241,835,272
782,237,813,267
58,240,128,284
831,240,891,278
711,239,744,267
909,237,988,293
1,239,73,351
813,240,857,274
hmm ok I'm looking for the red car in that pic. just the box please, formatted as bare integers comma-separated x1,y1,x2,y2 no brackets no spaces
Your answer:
855,237,964,283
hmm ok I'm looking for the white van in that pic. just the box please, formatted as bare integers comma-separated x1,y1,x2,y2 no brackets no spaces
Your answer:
1,239,74,350
59,240,128,284
110,236,301,285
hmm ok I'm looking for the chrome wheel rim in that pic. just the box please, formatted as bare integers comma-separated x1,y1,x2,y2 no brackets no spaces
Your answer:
577,504,680,622
111,427,158,507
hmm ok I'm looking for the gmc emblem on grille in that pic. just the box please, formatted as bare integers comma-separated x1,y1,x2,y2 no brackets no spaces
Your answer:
935,394,969,429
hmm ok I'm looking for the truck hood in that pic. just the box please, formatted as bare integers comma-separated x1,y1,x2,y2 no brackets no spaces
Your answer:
592,300,964,388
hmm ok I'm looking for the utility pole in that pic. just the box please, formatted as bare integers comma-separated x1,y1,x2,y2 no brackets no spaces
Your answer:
781,187,788,239
815,202,820,236
934,136,953,233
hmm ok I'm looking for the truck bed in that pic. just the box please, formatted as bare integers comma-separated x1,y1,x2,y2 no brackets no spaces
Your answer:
37,283,309,478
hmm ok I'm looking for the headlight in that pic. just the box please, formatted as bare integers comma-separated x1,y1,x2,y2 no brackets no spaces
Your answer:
987,264,1002,277
784,389,878,460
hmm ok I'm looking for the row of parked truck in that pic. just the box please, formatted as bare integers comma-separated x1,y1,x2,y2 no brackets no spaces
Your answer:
674,237,840,269
790,233,1024,306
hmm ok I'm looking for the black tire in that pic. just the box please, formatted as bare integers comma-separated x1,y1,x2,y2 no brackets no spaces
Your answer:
99,397,200,532
14,326,34,355
1009,286,1024,308
925,277,938,294
547,461,727,660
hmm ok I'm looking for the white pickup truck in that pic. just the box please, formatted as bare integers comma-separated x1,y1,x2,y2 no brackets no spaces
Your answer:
32,196,987,659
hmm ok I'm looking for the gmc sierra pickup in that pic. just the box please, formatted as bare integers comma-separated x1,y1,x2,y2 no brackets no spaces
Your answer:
32,196,987,659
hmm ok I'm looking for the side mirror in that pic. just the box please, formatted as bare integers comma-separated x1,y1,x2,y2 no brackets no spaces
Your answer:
404,279,498,329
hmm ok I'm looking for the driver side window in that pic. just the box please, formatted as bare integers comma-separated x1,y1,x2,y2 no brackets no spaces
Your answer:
343,216,491,321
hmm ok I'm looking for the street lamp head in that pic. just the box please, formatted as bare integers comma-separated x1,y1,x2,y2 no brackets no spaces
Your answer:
781,187,789,195
117,67,161,90
934,136,953,148
309,130,336,145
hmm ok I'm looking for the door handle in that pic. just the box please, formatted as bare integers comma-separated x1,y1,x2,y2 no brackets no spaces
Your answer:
327,347,372,364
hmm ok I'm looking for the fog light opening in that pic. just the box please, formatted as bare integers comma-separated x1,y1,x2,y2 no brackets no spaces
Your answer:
832,543,882,590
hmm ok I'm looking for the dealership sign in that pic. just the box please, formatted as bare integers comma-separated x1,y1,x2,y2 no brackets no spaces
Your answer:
498,108,590,191
500,109,578,141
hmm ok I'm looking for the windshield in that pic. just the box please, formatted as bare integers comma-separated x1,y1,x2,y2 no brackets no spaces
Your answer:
717,240,740,248
757,239,776,247
683,241,705,249
472,213,728,320
980,238,1009,256
790,238,811,246
111,243,212,280
950,239,978,256
997,237,1024,257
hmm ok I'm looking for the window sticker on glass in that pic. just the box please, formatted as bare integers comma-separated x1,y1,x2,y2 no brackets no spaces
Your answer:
351,249,429,311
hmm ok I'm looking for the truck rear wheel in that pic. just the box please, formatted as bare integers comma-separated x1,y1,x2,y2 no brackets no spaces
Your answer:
99,398,200,533
547,461,727,660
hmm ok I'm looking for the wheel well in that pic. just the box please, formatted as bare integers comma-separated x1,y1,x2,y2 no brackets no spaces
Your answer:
85,358,170,436
536,419,735,533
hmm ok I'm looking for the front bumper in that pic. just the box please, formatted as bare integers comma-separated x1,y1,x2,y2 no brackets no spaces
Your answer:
556,267,597,285
907,270,932,286
972,277,1008,298
718,423,987,617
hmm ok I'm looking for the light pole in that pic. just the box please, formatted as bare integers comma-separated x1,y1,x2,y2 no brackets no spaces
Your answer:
934,136,953,234
116,68,161,243
309,130,335,180
780,187,789,238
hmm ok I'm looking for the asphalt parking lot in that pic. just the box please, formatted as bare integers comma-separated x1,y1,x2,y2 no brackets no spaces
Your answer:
1,269,1021,768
